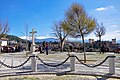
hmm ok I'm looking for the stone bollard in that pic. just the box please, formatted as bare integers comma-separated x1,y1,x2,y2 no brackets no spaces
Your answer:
109,55,115,74
30,44,36,52
70,54,75,71
31,53,37,72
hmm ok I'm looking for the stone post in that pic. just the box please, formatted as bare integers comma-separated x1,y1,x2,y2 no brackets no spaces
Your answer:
31,53,37,72
70,54,75,71
109,55,115,74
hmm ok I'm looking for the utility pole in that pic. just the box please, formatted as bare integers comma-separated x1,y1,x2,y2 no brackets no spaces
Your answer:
25,24,28,51
30,29,37,53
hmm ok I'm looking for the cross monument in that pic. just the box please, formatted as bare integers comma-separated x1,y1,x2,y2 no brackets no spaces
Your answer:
30,29,37,52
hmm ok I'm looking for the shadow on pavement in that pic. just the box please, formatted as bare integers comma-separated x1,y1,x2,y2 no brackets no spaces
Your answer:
95,73,114,80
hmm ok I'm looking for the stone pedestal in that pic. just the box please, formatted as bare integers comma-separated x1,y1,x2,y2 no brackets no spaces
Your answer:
70,54,75,71
109,55,115,74
30,44,36,52
31,53,37,72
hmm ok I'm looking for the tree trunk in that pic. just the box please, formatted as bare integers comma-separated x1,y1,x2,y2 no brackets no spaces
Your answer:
99,36,101,53
0,46,1,53
60,40,64,52
81,35,86,63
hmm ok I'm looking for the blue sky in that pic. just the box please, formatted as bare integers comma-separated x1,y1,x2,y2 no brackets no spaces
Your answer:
0,0,120,40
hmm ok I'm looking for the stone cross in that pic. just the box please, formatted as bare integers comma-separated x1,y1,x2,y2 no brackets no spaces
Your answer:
30,29,37,52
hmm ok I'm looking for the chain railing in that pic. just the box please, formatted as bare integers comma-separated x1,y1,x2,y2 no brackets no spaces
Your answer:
0,54,115,70
0,58,6,68
36,56,70,67
75,56,115,68
0,56,33,68
0,55,70,68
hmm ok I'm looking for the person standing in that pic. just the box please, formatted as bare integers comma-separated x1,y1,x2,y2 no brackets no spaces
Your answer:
45,42,48,55
39,44,43,53
28,41,31,51
42,41,46,52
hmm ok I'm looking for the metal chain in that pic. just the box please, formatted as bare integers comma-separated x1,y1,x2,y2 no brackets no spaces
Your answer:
75,56,109,68
0,56,32,68
0,58,6,67
0,54,115,69
36,56,70,67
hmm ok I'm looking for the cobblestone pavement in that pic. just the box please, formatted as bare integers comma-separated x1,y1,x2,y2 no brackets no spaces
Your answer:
0,52,120,79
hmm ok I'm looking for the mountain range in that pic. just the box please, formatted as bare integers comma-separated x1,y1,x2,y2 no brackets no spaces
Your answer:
21,36,120,43
25,37,120,43
31,38,59,42
5,35,120,43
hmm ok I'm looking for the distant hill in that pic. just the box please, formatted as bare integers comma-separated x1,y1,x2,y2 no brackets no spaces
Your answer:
6,35,25,42
67,39,88,43
5,35,59,42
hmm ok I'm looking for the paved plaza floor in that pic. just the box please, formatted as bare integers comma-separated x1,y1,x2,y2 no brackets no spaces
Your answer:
0,52,120,79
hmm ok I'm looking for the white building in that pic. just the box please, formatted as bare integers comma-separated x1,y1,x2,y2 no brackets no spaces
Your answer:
89,38,94,44
0,38,8,46
112,38,116,44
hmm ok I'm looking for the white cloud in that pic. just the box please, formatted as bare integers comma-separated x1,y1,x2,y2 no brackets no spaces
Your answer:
85,33,98,40
20,31,120,42
67,31,120,41
20,35,57,40
113,30,120,33
37,36,56,39
85,32,120,41
20,36,31,40
101,32,119,41
95,6,114,11
67,37,81,41
96,7,107,11
110,25,118,27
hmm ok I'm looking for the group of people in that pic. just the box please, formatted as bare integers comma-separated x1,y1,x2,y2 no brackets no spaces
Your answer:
1,45,25,53
101,45,109,53
39,41,49,55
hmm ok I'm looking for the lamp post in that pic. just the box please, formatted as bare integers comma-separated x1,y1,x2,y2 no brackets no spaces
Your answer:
30,29,37,53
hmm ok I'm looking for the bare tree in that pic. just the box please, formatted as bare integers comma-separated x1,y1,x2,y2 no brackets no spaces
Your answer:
0,20,9,53
25,24,28,51
62,3,96,62
0,20,9,39
94,23,106,53
52,22,69,52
